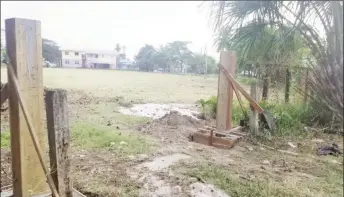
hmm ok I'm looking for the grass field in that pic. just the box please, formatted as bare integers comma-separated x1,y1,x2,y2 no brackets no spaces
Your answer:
0,67,342,197
1,67,220,103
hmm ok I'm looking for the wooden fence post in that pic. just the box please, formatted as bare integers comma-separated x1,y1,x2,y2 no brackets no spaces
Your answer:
249,82,259,135
216,51,236,131
45,89,73,197
5,18,48,196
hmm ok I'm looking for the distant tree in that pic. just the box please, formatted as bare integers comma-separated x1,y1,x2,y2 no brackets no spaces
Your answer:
115,43,121,54
42,38,61,63
135,44,157,71
135,41,217,74
1,40,7,64
187,53,217,74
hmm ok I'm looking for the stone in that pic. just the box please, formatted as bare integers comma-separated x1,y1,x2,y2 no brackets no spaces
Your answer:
262,160,270,165
288,142,297,148
247,146,254,151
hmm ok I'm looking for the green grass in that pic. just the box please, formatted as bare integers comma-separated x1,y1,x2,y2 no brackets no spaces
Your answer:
71,122,153,155
1,67,221,103
187,163,343,197
237,76,259,85
0,131,10,148
200,95,319,137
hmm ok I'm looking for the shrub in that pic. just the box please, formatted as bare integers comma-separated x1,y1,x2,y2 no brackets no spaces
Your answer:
198,95,324,136
197,96,218,119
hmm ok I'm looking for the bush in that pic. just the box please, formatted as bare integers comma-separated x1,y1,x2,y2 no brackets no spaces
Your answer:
197,96,217,119
259,102,314,136
198,95,323,136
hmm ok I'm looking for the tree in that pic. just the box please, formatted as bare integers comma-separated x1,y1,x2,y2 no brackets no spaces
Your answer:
1,40,7,64
135,41,217,74
187,53,217,74
115,43,127,69
115,43,121,54
42,38,61,64
135,44,157,71
160,41,193,73
214,20,305,101
210,1,343,122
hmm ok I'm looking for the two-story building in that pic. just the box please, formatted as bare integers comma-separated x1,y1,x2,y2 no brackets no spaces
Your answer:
61,49,117,69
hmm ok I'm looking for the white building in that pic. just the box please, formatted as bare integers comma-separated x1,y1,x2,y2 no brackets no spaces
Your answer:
61,49,117,69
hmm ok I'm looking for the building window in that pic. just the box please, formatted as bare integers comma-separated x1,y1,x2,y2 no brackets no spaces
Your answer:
75,60,79,64
75,52,79,56
65,51,69,55
65,60,70,64
95,54,99,58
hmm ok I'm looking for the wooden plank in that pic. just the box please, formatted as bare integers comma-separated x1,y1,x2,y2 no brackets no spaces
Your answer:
45,89,72,197
5,18,49,196
216,51,236,131
204,126,215,131
219,64,264,114
191,132,237,148
209,129,213,146
227,126,243,133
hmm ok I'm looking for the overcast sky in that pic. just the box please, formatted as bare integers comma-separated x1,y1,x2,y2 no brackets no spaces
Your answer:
1,1,219,60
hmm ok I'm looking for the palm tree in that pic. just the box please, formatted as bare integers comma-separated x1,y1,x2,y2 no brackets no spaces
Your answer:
214,19,305,101
210,1,343,121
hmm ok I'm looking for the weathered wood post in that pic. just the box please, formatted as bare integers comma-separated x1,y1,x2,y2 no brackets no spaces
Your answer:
249,82,259,135
5,18,48,196
45,89,73,197
216,51,236,131
303,68,309,105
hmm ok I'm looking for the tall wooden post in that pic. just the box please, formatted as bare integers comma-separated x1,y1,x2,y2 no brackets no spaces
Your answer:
5,18,48,196
216,51,236,131
249,83,259,135
45,89,72,197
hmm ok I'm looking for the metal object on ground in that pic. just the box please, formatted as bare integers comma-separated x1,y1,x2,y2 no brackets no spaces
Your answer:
189,126,246,149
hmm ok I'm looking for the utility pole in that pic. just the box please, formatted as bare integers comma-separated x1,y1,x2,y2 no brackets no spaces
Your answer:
204,44,208,76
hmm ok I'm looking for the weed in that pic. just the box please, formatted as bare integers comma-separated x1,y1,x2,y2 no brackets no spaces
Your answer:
187,163,343,197
1,131,10,148
198,95,320,137
237,76,259,85
197,96,218,119
71,122,152,155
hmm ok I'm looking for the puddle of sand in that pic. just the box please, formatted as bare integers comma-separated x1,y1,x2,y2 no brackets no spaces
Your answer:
128,154,191,197
127,154,231,197
119,103,199,120
141,154,191,171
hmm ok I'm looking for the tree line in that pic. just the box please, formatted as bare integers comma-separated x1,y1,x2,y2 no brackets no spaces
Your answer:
134,41,218,74
1,38,62,65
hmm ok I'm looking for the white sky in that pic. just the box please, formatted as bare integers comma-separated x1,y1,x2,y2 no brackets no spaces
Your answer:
1,1,219,60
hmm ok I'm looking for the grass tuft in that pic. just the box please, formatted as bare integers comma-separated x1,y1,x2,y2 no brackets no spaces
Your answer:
187,163,343,197
71,122,152,155
1,131,10,148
